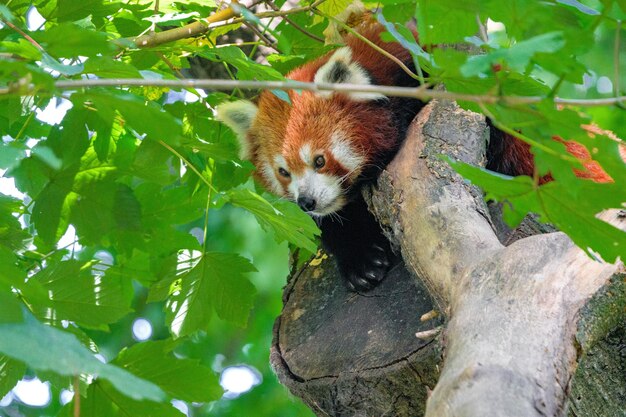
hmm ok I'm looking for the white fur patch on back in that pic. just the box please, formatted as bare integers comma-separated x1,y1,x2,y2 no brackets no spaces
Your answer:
330,132,365,173
313,47,387,102
215,100,258,159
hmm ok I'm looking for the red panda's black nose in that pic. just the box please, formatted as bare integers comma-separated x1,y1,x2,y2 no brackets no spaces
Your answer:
297,196,316,212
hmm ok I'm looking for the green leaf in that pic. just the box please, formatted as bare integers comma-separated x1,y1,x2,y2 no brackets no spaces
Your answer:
58,380,184,417
144,11,199,24
0,194,29,253
0,354,26,398
227,189,320,253
416,0,480,44
164,253,257,335
558,0,601,15
37,23,114,58
379,0,418,23
54,0,116,22
0,313,165,401
41,53,84,76
0,248,26,287
136,183,205,228
378,13,431,60
30,174,76,247
84,56,143,78
114,339,222,402
316,0,352,19
461,32,566,77
449,160,626,263
72,91,182,143
197,46,284,81
0,5,14,21
0,38,42,61
21,260,133,330
0,291,23,324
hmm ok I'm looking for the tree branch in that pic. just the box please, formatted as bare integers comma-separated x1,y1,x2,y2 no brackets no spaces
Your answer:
4,77,626,108
125,0,327,49
367,100,624,416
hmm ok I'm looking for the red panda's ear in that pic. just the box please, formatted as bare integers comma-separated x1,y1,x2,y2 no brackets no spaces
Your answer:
215,100,258,159
313,47,386,102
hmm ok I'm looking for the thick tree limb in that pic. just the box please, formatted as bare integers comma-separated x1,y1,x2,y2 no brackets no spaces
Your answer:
369,100,624,416
272,99,625,416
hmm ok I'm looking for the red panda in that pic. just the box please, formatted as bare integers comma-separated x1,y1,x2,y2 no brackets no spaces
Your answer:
216,19,615,291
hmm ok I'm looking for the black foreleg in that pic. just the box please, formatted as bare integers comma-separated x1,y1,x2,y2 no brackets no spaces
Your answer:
320,198,396,291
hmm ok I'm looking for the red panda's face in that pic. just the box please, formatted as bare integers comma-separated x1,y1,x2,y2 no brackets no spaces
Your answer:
249,92,368,216
216,46,398,216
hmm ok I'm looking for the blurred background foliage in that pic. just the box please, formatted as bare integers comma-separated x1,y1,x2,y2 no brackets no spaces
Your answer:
0,0,624,416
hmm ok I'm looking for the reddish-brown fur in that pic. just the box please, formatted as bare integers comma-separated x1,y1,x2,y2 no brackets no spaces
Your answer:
248,20,619,195
248,21,413,195
503,130,619,184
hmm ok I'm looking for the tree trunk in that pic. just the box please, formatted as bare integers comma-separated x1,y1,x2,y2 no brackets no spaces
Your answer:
271,100,626,416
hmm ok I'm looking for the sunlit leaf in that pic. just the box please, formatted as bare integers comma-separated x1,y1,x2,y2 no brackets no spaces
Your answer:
0,354,26,398
58,380,183,417
462,32,566,77
0,313,165,401
20,260,133,330
449,159,626,262
164,252,257,336
115,339,222,402
227,189,320,253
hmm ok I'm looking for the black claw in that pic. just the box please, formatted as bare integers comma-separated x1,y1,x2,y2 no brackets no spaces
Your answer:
364,270,378,281
371,243,386,253
371,258,383,267
355,276,373,290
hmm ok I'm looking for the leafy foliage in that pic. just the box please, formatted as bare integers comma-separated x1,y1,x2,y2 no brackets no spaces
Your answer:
0,0,624,415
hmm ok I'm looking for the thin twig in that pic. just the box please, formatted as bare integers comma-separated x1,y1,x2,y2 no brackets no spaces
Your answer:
73,376,80,417
158,140,219,194
126,0,327,49
241,20,279,52
266,0,325,43
157,52,185,78
2,19,45,51
131,0,241,48
5,77,626,108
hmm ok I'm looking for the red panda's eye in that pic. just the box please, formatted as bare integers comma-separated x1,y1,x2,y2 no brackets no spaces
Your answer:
314,155,325,169
278,167,291,178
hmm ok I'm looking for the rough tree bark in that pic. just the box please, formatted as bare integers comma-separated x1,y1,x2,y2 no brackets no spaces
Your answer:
271,100,626,417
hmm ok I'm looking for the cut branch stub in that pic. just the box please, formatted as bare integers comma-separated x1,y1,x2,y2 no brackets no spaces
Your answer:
271,255,442,417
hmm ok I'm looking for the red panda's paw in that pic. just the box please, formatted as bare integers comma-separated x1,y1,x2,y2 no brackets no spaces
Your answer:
341,242,391,292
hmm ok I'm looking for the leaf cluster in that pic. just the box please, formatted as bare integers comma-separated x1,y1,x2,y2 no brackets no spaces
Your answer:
1,0,323,415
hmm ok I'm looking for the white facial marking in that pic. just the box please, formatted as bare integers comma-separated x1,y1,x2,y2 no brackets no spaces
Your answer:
273,155,287,168
260,159,283,195
291,168,345,215
287,174,299,200
259,157,283,195
314,47,387,102
299,143,312,165
330,132,365,173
